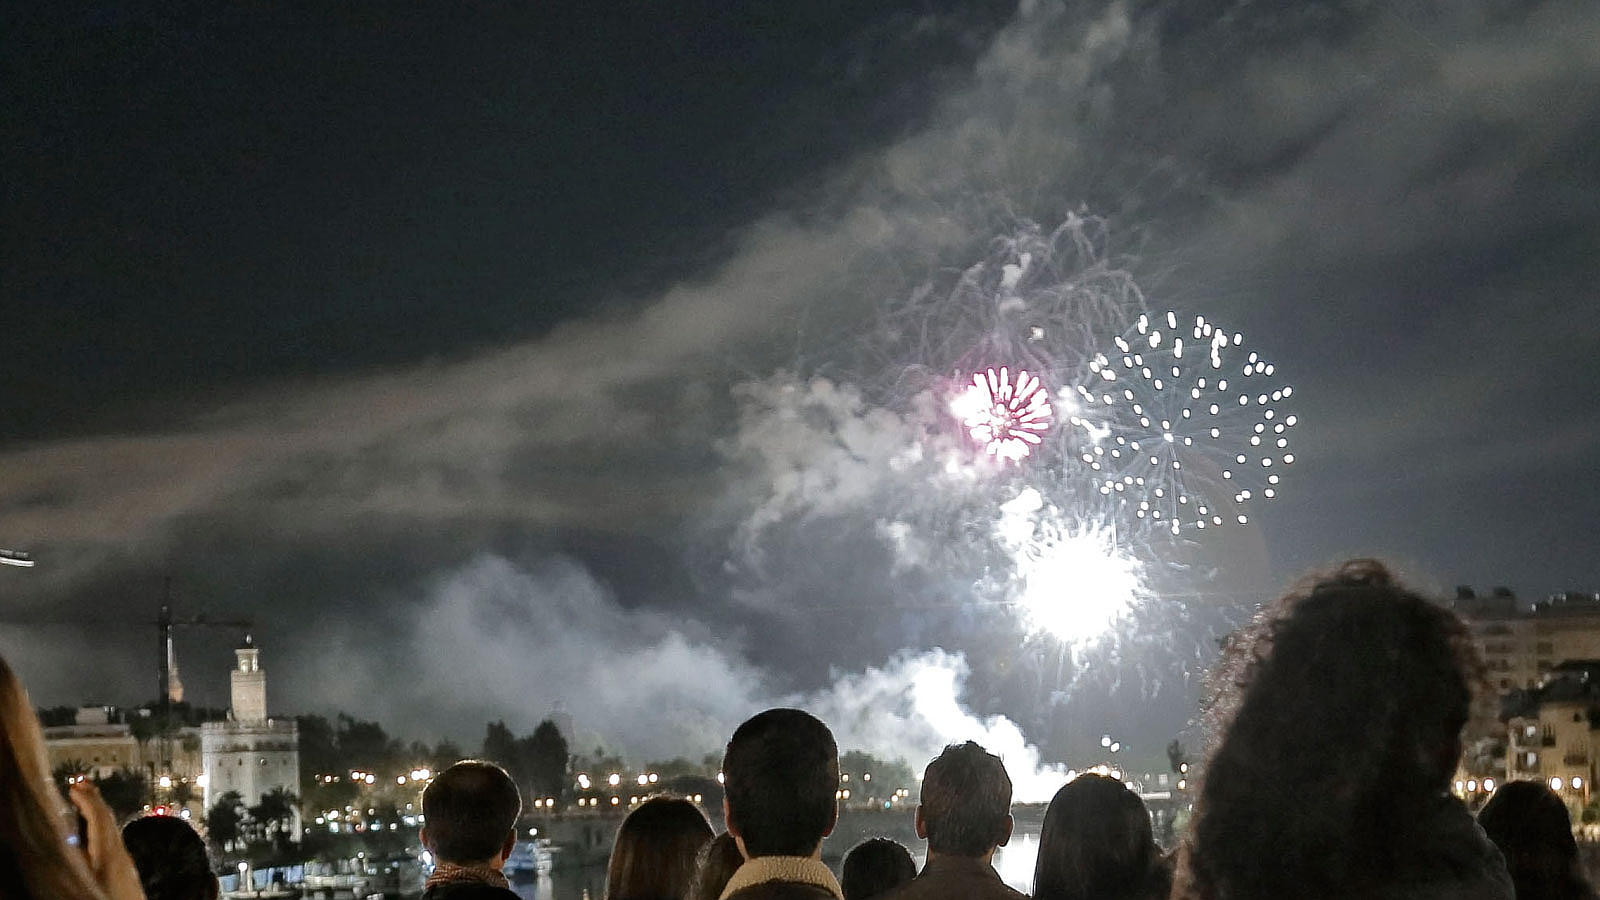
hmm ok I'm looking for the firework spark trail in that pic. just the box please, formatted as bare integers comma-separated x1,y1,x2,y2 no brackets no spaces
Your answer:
737,219,1163,621
1071,310,1299,534
725,215,1299,736
865,214,1145,407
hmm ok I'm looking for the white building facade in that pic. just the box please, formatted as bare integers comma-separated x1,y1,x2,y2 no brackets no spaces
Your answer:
201,637,300,828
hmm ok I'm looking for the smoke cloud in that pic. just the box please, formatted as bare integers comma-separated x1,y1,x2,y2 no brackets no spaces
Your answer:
292,552,1071,799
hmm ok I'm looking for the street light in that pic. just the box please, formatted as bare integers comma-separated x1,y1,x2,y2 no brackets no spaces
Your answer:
0,549,34,567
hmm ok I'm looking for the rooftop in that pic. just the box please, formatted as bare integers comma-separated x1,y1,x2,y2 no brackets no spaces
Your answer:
1452,587,1600,621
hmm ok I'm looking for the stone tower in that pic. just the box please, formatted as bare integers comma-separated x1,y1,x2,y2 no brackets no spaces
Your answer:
203,636,300,824
230,636,267,723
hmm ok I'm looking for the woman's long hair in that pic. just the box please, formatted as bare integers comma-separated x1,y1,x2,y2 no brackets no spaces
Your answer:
605,796,715,900
0,652,109,900
1174,560,1482,900
1034,774,1166,900
1478,781,1598,900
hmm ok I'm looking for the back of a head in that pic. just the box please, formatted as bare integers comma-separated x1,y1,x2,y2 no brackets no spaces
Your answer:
841,838,916,900
919,741,1012,857
1479,781,1594,900
122,815,218,900
605,796,714,900
1176,560,1482,900
0,652,105,900
722,708,839,858
688,832,745,900
422,760,522,865
1034,775,1159,900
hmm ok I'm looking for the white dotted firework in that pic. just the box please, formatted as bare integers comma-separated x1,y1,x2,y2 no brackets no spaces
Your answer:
1068,311,1298,534
951,367,1054,462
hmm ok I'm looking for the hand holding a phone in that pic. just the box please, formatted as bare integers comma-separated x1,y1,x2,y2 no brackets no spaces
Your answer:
67,780,147,900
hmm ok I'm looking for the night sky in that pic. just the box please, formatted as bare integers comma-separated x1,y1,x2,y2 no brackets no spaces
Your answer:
4,1,1598,768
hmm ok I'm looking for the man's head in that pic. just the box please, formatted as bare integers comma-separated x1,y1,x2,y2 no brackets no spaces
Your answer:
121,815,219,900
916,742,1013,857
420,760,521,866
721,708,839,858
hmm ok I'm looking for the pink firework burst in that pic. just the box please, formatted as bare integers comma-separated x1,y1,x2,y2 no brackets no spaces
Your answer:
951,367,1053,461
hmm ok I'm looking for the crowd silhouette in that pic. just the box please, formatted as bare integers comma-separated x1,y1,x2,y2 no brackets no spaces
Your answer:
2,559,1596,899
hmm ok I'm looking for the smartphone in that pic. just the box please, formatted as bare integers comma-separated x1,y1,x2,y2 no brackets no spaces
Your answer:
64,811,87,849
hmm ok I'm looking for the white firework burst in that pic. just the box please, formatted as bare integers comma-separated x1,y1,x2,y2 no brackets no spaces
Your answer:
1069,311,1298,534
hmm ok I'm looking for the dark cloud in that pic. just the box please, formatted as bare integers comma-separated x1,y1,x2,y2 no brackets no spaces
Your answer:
2,1,1016,440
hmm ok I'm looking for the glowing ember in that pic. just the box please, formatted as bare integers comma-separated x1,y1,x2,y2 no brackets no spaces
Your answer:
951,367,1053,461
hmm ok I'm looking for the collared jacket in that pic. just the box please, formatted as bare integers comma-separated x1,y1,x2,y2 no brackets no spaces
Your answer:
880,853,1028,900
722,854,845,900
421,882,522,900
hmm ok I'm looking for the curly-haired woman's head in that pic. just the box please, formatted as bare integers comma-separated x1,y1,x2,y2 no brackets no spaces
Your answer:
1035,774,1165,900
1175,560,1483,900
122,814,219,900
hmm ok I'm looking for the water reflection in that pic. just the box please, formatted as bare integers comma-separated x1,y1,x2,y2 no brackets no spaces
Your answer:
992,833,1039,892
509,865,606,900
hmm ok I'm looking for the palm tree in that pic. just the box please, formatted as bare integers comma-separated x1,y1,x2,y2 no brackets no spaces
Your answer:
52,759,91,784
249,787,299,853
206,791,245,852
96,768,148,821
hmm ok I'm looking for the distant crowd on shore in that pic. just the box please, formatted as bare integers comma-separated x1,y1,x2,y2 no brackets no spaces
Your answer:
4,559,1599,900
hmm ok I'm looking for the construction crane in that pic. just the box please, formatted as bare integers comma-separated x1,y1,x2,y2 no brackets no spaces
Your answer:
153,585,251,779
